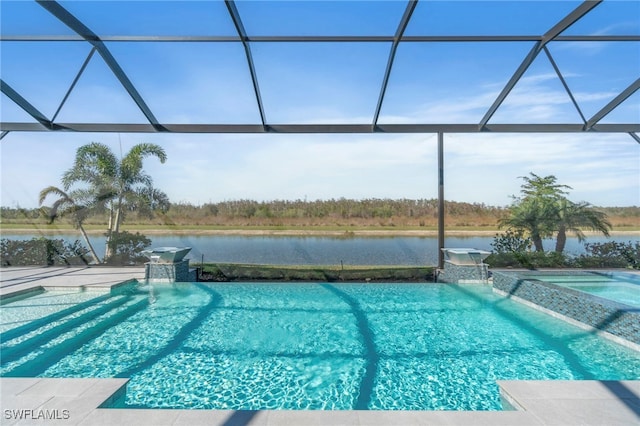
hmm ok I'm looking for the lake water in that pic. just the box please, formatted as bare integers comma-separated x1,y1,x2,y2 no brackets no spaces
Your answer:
3,233,636,266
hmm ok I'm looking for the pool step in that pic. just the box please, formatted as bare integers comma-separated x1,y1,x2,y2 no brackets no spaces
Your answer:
0,295,132,365
1,292,113,342
0,294,129,352
1,297,149,377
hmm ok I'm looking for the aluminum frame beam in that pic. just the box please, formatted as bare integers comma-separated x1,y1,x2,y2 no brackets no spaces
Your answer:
0,79,51,128
585,78,640,130
437,132,445,270
51,47,96,122
2,122,638,134
478,0,603,128
4,35,639,43
543,46,587,124
2,0,636,137
372,0,418,128
35,0,166,132
224,0,267,129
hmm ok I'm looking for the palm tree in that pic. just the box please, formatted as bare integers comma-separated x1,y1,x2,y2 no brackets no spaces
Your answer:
519,173,570,199
499,198,556,251
500,173,613,253
499,174,567,252
554,199,612,253
38,186,101,264
61,142,167,260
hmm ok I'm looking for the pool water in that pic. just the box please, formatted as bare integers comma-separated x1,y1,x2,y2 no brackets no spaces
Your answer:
531,272,640,307
0,289,113,334
1,282,639,411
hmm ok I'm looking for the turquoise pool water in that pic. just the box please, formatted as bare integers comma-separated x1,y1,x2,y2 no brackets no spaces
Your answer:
529,272,640,307
1,282,639,410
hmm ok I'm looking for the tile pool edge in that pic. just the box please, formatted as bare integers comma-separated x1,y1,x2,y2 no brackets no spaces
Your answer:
2,378,639,425
492,287,640,353
492,270,640,351
0,286,45,305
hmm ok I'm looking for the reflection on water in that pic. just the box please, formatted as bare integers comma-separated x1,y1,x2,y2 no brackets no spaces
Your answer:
3,233,633,266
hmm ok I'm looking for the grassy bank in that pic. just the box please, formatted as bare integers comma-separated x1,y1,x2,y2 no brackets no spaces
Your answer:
2,223,638,236
198,263,435,282
3,201,637,236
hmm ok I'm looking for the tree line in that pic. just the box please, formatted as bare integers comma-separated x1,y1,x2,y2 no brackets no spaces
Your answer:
2,199,636,226
162,198,507,221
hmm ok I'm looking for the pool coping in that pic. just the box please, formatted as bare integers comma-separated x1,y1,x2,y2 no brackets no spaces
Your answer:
1,378,638,425
0,267,145,300
1,267,639,425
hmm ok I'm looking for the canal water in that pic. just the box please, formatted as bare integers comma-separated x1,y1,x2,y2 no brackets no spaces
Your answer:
3,233,634,266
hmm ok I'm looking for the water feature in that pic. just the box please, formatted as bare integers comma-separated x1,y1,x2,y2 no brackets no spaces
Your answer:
141,247,192,264
142,247,195,282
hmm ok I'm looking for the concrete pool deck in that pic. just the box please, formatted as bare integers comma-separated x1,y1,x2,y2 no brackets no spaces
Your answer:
1,266,639,425
0,266,145,299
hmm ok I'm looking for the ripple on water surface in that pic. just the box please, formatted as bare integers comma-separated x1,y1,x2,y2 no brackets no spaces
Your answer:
4,282,640,410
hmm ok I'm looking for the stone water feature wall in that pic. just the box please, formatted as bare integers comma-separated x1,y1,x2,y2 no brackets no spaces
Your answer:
145,259,196,282
439,261,489,284
492,271,640,347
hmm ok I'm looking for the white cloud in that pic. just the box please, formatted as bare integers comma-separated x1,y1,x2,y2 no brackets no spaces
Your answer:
160,134,439,203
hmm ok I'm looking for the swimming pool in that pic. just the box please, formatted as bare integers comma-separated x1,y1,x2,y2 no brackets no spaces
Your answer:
1,282,639,411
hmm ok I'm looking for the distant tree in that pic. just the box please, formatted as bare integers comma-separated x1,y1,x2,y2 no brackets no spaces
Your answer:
60,142,167,260
499,173,611,253
38,186,100,263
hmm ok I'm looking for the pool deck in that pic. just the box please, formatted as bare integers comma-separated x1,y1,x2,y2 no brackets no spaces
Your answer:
0,266,145,299
1,266,639,426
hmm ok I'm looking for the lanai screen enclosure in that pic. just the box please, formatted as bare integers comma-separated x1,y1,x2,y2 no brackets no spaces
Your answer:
1,0,638,266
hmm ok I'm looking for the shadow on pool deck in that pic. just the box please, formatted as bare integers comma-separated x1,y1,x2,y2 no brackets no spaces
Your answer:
221,410,260,426
602,381,640,417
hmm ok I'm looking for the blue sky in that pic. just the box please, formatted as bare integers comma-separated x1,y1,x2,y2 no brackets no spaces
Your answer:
1,0,639,209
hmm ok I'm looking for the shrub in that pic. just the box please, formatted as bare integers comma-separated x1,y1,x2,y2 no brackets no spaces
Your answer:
104,231,151,265
1,237,90,266
486,251,570,269
487,229,535,268
574,241,639,269
490,228,532,253
487,235,639,270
